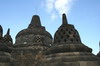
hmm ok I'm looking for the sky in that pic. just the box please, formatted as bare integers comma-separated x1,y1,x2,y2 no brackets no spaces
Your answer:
0,0,100,54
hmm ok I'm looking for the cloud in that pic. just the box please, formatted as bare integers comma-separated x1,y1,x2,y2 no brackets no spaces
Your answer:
45,0,55,13
44,0,74,19
51,13,57,20
55,0,73,15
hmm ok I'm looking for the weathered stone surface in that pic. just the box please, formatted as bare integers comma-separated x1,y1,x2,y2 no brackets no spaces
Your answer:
0,13,100,66
11,45,48,66
97,51,100,57
45,44,92,55
3,29,13,47
15,15,52,47
43,13,100,66
54,14,81,44
0,28,13,53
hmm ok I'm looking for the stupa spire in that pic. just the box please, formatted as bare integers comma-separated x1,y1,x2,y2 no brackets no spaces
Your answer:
28,15,42,28
0,25,3,37
62,13,68,25
7,28,10,35
99,41,100,52
4,28,13,44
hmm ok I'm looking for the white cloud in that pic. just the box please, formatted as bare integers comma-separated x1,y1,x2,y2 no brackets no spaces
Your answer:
45,0,55,13
44,0,74,19
55,0,72,15
51,13,57,20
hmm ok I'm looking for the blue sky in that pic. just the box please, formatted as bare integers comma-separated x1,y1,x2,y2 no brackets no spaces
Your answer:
0,0,100,54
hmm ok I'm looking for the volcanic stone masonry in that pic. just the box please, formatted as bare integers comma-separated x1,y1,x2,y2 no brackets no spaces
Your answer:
0,13,100,66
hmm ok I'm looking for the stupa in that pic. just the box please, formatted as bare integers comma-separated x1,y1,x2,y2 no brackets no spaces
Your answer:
44,14,100,66
0,13,100,66
0,25,14,66
11,15,52,66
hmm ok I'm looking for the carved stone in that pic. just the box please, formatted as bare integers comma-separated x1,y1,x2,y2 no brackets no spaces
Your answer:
0,14,100,66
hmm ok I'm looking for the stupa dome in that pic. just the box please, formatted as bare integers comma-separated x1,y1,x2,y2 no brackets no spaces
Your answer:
15,15,52,46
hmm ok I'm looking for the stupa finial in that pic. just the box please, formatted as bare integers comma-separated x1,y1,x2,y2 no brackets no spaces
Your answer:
0,25,3,37
7,28,10,35
28,15,42,28
62,13,68,25
99,41,100,52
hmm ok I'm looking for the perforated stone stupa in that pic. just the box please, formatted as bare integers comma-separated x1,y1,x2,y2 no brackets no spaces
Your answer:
0,13,100,66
